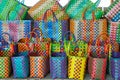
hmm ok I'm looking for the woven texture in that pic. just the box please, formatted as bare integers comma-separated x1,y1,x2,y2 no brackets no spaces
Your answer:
11,54,29,78
0,44,14,57
34,20,68,42
50,52,67,79
67,40,88,80
65,0,103,19
110,57,120,80
88,56,107,80
30,54,49,78
70,19,107,43
88,33,110,80
28,0,69,20
105,0,120,21
0,0,28,20
109,22,120,43
0,57,11,78
0,20,31,42
51,41,64,52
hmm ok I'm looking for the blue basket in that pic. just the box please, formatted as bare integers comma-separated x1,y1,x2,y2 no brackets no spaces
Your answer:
11,52,29,78
50,52,67,79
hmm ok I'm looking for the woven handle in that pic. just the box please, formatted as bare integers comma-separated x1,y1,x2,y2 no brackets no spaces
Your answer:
32,28,43,37
82,8,96,21
6,10,21,20
64,31,76,56
42,9,57,21
26,32,38,43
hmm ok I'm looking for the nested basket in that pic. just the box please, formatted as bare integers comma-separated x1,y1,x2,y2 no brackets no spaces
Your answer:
67,40,88,80
88,33,110,80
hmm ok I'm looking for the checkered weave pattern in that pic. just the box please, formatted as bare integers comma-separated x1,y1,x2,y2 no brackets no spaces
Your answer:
30,54,49,78
0,57,11,78
0,20,31,42
88,56,107,80
65,0,102,19
109,22,120,43
112,11,120,22
67,40,88,80
105,0,120,21
11,55,29,78
28,0,69,20
50,52,67,79
110,57,120,80
0,0,28,20
0,44,14,57
68,56,87,80
70,19,107,43
34,20,68,42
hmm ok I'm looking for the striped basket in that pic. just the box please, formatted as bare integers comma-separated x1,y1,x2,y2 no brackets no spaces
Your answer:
50,52,67,79
29,51,49,78
0,57,11,78
110,54,120,80
28,0,69,20
11,52,29,78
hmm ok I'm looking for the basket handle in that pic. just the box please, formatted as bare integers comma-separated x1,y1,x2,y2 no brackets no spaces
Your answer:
6,10,21,20
42,9,57,21
82,7,96,21
26,32,38,43
64,31,76,56
32,28,43,40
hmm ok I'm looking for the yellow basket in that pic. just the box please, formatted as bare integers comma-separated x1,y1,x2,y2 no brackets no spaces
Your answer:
65,40,88,80
68,56,87,80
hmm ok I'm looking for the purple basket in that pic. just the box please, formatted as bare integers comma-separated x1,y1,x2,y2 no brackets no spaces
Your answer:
112,52,120,58
110,57,120,80
50,52,67,79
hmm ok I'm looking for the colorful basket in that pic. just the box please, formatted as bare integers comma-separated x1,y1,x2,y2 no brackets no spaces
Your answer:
50,52,67,79
110,55,120,80
28,0,69,20
66,39,88,79
0,0,28,20
70,9,107,43
33,9,68,42
29,51,49,78
0,56,11,78
11,52,29,78
65,0,102,19
105,0,120,21
88,33,110,80
109,21,120,43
